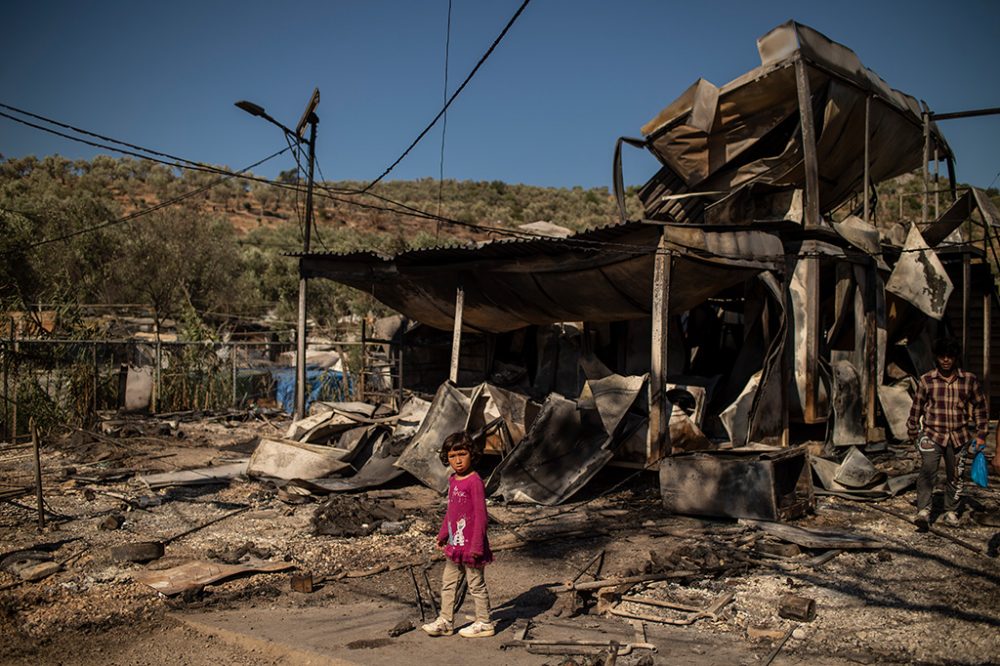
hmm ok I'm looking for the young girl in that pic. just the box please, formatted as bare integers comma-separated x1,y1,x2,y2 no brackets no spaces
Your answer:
421,431,494,638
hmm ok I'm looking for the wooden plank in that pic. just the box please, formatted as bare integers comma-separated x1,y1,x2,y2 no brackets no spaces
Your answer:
794,58,821,230
741,519,885,550
449,285,464,384
648,232,670,464
962,253,970,369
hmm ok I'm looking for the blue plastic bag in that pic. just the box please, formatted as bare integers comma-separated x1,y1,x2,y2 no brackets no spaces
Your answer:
970,450,989,488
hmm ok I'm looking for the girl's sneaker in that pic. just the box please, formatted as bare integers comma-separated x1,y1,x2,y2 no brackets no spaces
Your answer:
421,617,453,636
458,621,495,638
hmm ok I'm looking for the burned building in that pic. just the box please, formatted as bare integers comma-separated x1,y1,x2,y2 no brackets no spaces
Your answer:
299,22,998,504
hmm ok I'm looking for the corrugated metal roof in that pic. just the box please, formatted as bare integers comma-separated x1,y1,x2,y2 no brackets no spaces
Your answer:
293,219,652,263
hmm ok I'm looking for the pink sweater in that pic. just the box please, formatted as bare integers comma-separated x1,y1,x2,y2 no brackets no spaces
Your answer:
436,472,492,567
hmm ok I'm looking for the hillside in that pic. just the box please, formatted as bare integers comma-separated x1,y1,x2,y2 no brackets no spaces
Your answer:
1,154,996,336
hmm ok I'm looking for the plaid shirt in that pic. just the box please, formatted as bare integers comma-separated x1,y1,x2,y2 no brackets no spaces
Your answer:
906,368,989,448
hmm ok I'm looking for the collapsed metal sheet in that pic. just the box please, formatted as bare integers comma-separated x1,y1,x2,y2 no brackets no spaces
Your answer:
832,216,883,258
885,225,954,320
586,373,648,436
288,431,406,494
830,360,866,447
394,395,432,441
639,22,949,221
811,454,915,499
878,381,914,441
718,272,786,446
309,401,378,419
395,383,471,493
719,370,762,448
247,438,352,480
464,383,538,449
493,394,614,505
138,460,249,489
833,447,885,488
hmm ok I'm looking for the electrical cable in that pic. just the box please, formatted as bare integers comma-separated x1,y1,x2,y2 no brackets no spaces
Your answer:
359,0,532,194
436,0,454,230
0,102,229,173
6,147,291,254
2,102,993,262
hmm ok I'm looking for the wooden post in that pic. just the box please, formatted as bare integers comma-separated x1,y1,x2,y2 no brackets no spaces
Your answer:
779,255,794,447
648,233,671,463
962,253,970,369
801,243,822,423
863,96,878,439
933,147,940,219
865,262,879,439
231,342,238,407
31,417,44,530
153,340,161,413
397,331,404,408
449,284,465,385
92,342,99,420
794,58,821,230
11,327,17,444
984,291,991,409
922,112,930,225
359,319,367,402
2,326,8,443
863,96,871,226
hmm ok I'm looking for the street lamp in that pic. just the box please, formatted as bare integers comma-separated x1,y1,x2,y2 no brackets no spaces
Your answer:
236,89,320,420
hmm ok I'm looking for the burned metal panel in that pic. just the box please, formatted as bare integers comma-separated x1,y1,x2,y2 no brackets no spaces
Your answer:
828,263,867,447
659,445,814,521
394,383,471,493
885,225,954,320
719,370,763,448
830,360,866,447
465,383,539,455
247,438,352,480
811,449,916,499
921,190,974,246
533,324,586,397
587,373,648,437
712,273,786,446
639,21,949,222
878,381,914,441
138,461,249,489
493,394,613,505
301,225,781,334
972,187,1000,228
293,431,406,493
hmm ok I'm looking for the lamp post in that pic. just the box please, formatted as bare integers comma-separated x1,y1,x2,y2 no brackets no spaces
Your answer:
236,89,320,420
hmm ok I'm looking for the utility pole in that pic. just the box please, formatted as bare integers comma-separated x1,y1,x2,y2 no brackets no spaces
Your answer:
236,88,320,420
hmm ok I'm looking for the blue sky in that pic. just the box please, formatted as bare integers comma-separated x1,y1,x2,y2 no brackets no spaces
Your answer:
2,1,998,190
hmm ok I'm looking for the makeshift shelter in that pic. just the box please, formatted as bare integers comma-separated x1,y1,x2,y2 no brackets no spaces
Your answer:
300,21,1000,484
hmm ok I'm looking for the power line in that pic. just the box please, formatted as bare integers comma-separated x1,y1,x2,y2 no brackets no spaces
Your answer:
6,147,291,254
0,108,235,179
359,0,532,194
0,102,228,173
3,102,993,263
437,0,454,228
0,101,510,240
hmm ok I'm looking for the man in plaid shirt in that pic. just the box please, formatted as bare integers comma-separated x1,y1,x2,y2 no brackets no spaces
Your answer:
906,338,988,528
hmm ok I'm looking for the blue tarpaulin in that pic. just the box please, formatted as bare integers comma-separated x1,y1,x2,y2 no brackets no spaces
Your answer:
272,367,353,414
